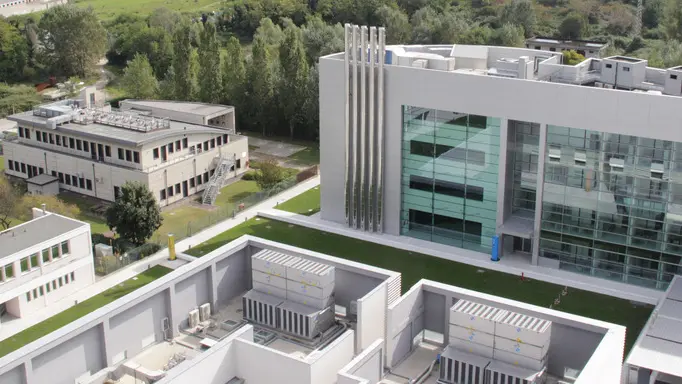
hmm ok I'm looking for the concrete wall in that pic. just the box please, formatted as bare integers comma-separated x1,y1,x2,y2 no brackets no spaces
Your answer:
357,283,387,352
235,339,311,383
385,284,424,368
309,330,356,384
423,290,446,335
172,268,210,329
320,53,682,235
31,326,105,384
576,326,625,384
338,339,384,384
108,292,168,365
214,248,250,306
0,365,24,384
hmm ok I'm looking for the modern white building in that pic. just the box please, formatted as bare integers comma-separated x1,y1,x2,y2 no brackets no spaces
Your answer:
319,24,682,292
0,207,94,320
0,236,627,384
524,37,608,59
3,92,249,206
624,275,682,384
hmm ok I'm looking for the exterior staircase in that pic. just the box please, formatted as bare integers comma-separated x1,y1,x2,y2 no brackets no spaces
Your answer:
202,155,236,205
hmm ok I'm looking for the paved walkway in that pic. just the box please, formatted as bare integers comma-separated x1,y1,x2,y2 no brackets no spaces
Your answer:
259,208,662,305
0,176,321,342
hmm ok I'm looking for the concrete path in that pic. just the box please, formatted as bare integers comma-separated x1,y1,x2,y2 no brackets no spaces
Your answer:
259,208,662,305
248,137,306,158
0,176,321,342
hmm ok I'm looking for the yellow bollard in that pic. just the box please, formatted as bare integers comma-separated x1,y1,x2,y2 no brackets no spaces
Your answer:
168,234,176,261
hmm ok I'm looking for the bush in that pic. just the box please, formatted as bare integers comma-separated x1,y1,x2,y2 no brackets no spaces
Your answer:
241,171,256,181
127,243,162,260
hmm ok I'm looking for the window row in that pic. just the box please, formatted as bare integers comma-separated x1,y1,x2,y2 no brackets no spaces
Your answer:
27,128,114,159
117,148,141,164
408,175,485,202
409,140,486,166
1,241,70,283
152,134,230,161
56,172,93,191
7,160,43,177
160,170,214,200
26,272,76,302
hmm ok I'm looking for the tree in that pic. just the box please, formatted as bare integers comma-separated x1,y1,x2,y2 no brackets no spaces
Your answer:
604,3,636,36
38,5,107,77
14,195,81,223
121,54,159,99
492,23,525,47
459,26,493,45
559,12,588,40
302,65,320,141
664,0,682,40
563,50,587,65
254,158,285,190
221,36,246,106
248,36,276,136
105,182,162,246
198,22,222,103
254,17,285,58
148,8,184,35
0,176,19,230
411,7,470,44
643,0,664,30
301,16,344,64
499,0,536,38
376,5,412,44
0,18,29,83
279,25,309,140
0,83,41,119
171,24,196,100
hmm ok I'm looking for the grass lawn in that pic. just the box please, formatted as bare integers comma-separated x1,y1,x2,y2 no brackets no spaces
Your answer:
74,0,222,20
214,180,260,209
186,218,652,354
276,186,320,216
289,145,320,165
0,155,4,172
0,265,172,358
57,192,110,235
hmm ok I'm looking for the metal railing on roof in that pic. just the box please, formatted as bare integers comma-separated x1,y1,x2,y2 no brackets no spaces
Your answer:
71,108,171,132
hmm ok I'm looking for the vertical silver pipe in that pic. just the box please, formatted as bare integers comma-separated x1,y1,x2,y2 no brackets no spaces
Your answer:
359,26,367,230
377,27,385,233
351,25,359,229
368,27,376,232
343,24,351,226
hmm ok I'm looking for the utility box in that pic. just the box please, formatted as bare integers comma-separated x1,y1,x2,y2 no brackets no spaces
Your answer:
450,300,508,334
439,346,490,384
484,360,545,384
242,290,283,328
251,249,301,277
276,300,334,339
285,258,336,288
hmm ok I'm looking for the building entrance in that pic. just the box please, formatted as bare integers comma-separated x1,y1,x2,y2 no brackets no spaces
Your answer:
513,236,532,254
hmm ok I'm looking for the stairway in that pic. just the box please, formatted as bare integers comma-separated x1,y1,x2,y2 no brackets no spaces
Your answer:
202,155,236,205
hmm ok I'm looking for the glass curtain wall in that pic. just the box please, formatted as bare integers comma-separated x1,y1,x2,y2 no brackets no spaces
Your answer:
539,125,682,290
509,120,540,220
400,106,501,253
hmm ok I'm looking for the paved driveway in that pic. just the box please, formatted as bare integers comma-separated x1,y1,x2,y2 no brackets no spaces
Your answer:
248,137,305,158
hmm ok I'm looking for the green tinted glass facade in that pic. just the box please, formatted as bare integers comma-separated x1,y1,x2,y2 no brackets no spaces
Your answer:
540,126,682,289
400,106,500,253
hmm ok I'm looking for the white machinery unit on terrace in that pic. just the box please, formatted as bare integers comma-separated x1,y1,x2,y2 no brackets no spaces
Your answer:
245,249,337,339
199,303,211,322
438,299,551,384
243,290,283,328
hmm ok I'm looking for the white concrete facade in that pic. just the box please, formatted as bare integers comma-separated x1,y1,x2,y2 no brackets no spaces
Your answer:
0,209,94,320
320,26,682,292
0,236,626,384
4,99,248,206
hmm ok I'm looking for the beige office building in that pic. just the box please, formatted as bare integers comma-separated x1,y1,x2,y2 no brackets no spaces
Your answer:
3,95,249,206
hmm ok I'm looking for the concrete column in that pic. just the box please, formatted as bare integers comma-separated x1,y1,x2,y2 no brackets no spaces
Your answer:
14,260,21,276
532,123,548,265
168,286,180,337
209,264,218,308
101,319,112,366
23,360,34,384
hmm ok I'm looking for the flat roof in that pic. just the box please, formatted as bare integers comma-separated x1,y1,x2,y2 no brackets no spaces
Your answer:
26,174,58,186
626,277,682,378
121,100,233,117
8,111,234,147
0,213,86,259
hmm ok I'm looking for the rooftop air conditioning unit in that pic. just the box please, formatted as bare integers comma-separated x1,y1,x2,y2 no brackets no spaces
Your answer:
199,303,211,322
188,309,200,328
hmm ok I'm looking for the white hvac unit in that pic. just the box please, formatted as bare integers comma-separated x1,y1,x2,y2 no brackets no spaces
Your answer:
199,303,211,322
285,258,335,288
450,300,508,334
495,312,551,354
285,280,335,300
286,290,334,310
484,360,545,384
252,281,287,300
242,290,283,328
252,269,287,290
251,249,301,277
276,300,334,339
439,346,490,384
188,309,200,328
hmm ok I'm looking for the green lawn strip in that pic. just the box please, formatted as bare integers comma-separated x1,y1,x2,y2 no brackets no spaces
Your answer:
56,192,110,235
214,180,260,209
187,218,651,354
0,155,4,172
288,145,320,165
276,186,320,216
0,265,172,358
74,0,221,20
